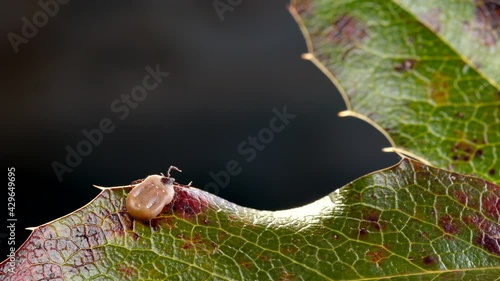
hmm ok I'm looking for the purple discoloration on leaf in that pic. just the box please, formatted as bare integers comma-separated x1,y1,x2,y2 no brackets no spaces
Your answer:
439,214,461,235
170,185,210,220
473,0,500,46
482,187,500,221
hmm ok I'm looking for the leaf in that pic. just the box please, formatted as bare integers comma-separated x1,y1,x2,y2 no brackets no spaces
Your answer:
1,158,499,280
290,0,500,184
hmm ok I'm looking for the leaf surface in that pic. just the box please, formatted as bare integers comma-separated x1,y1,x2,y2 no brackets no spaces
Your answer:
290,0,500,184
1,159,499,280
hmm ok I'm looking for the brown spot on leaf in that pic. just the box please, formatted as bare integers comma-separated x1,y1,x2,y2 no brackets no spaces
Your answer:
456,112,464,118
150,219,160,231
239,260,254,269
366,247,387,265
131,233,139,240
430,73,450,104
278,269,296,281
359,228,368,236
423,255,435,265
329,14,367,46
153,217,175,230
179,233,216,255
439,214,460,234
489,168,496,176
451,141,476,162
394,59,416,72
364,211,383,231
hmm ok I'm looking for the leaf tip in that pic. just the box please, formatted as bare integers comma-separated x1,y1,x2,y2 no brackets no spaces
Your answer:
338,110,351,117
93,185,107,190
301,53,314,60
381,147,394,153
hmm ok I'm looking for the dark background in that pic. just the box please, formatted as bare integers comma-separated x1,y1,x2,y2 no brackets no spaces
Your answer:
0,1,399,258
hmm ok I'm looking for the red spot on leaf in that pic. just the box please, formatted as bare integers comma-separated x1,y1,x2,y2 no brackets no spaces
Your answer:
453,190,468,205
462,215,483,227
170,185,209,220
463,211,500,256
482,192,500,220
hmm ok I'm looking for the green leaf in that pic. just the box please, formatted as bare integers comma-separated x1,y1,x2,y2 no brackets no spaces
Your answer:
1,158,499,280
290,0,500,184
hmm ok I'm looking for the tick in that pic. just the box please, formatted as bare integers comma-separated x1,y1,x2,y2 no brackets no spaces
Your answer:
126,166,181,221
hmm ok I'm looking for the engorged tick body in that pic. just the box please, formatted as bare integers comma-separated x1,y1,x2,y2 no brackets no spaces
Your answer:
125,166,181,221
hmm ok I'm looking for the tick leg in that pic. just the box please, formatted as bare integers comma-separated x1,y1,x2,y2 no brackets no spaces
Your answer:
167,165,182,177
